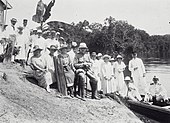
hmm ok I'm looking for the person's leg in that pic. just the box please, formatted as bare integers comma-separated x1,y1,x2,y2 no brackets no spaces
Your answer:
74,74,78,97
78,73,86,98
87,71,98,99
90,78,98,99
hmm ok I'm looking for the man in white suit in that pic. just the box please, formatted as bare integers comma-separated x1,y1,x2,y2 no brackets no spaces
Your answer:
129,51,146,96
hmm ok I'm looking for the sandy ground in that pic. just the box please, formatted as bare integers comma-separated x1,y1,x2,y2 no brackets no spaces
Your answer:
0,63,142,123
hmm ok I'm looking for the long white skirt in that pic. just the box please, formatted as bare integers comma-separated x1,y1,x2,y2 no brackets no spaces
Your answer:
101,78,116,94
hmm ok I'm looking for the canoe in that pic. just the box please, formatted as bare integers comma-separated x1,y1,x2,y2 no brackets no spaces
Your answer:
126,100,170,123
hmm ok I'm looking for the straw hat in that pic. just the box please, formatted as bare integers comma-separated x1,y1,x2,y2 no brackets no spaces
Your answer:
37,30,42,33
117,55,123,59
97,53,102,57
110,57,115,61
56,32,60,35
103,54,111,59
59,44,68,50
32,45,43,52
47,45,58,51
124,76,131,81
79,43,88,49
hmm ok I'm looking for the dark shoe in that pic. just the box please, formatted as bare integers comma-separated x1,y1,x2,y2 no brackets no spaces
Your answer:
92,96,100,100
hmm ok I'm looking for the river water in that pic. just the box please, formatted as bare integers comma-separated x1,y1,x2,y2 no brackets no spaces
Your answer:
145,60,170,97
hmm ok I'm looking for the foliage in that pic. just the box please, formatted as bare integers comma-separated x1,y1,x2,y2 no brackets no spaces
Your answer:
46,17,170,59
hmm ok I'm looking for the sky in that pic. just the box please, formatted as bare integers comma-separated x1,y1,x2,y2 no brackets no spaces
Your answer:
5,0,170,35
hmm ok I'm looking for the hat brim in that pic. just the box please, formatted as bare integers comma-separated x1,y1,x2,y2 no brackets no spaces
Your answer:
117,57,123,59
59,47,68,50
47,47,58,51
79,47,88,49
103,56,110,59
33,48,43,52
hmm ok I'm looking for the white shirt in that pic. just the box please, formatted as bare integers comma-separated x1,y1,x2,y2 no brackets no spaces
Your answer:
34,36,47,52
5,25,17,38
67,49,75,64
129,57,145,77
148,83,167,97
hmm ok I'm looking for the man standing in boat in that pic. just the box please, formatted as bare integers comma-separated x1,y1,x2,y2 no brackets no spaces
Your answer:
128,51,146,96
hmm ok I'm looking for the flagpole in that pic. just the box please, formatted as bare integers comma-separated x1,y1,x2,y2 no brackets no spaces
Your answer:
3,0,8,31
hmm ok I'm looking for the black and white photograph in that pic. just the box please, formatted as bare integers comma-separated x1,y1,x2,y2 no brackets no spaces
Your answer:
0,0,170,122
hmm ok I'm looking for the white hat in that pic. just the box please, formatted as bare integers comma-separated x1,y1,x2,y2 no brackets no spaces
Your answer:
56,32,60,35
32,45,43,52
59,44,68,50
59,37,64,40
97,53,102,57
110,58,115,61
124,76,131,81
102,55,111,59
37,30,42,33
79,43,88,49
117,55,123,59
72,42,77,47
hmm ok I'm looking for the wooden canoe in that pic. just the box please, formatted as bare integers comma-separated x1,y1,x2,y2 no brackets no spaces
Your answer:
126,100,170,123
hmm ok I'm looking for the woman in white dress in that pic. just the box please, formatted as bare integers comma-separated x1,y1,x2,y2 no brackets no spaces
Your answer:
113,55,126,96
91,52,101,91
101,55,115,94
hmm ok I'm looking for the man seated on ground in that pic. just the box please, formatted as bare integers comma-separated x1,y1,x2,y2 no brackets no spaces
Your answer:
147,76,167,103
125,76,142,101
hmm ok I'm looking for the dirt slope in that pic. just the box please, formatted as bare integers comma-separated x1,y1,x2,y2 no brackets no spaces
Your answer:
0,63,142,123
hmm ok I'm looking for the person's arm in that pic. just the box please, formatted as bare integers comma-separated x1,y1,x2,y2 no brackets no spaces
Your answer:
140,59,146,77
101,64,107,79
159,85,167,98
128,60,133,72
31,57,46,72
73,55,84,69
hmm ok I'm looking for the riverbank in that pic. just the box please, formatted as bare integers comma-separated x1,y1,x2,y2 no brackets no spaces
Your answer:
0,63,142,123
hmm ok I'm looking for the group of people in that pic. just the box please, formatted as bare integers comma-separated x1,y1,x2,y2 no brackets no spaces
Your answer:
0,18,168,103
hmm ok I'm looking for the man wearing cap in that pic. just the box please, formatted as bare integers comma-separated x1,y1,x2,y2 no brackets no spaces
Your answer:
22,19,30,54
3,18,17,63
147,76,167,103
23,19,30,35
73,42,98,100
129,51,146,96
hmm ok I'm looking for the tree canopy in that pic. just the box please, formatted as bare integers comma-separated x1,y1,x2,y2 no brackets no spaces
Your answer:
45,16,170,59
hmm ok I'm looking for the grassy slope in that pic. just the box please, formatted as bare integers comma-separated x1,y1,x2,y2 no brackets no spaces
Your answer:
0,63,142,123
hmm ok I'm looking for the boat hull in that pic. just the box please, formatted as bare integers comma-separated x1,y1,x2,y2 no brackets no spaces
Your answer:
127,100,170,123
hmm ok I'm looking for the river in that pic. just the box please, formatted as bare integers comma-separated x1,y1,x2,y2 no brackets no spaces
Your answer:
145,60,170,97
